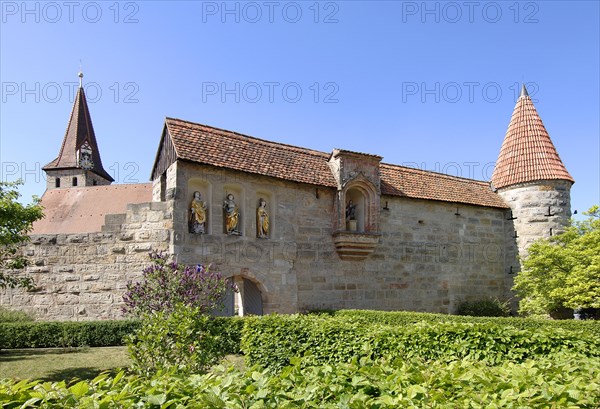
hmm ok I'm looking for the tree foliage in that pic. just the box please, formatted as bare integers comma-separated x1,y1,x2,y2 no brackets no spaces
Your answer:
0,180,44,289
513,206,600,315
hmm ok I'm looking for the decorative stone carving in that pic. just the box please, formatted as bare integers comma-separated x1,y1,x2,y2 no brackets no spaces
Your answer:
328,149,382,259
256,198,269,239
332,231,380,260
223,193,241,235
189,191,207,234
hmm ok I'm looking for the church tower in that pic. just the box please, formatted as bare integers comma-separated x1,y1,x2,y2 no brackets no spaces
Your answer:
42,72,114,189
492,85,574,259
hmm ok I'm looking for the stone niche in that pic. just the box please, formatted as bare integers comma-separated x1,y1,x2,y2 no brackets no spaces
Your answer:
328,149,382,260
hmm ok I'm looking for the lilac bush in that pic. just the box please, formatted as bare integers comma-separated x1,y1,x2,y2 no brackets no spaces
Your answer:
123,251,235,316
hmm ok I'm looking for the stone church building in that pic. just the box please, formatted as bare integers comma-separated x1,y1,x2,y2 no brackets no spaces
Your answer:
1,75,574,320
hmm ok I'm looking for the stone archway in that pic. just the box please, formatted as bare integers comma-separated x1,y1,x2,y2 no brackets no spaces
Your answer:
216,276,264,316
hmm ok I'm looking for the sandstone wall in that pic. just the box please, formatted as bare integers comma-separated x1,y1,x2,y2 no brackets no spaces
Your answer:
498,180,572,259
0,202,172,321
170,162,517,315
2,162,521,320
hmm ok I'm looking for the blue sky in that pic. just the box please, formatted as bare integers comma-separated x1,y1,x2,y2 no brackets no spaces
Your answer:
1,1,598,217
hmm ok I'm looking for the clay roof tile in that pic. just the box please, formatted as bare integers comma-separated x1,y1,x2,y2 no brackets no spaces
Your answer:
164,118,508,209
491,86,573,189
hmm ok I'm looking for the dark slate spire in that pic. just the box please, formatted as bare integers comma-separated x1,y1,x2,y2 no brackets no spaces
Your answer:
519,83,529,98
491,85,573,190
43,72,114,182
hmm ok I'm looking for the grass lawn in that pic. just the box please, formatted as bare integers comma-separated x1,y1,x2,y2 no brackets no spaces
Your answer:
0,346,130,382
1,348,245,383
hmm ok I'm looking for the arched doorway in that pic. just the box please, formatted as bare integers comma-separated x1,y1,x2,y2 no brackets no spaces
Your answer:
216,276,263,316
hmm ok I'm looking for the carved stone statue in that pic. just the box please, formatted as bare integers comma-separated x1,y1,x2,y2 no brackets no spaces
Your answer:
189,191,207,234
223,193,240,235
257,198,269,238
346,199,356,221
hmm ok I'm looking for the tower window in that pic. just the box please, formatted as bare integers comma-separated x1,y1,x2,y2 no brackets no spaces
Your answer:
55,178,60,188
72,177,78,187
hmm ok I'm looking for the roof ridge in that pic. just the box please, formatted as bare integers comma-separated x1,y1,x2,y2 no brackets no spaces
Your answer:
165,117,330,158
381,162,490,185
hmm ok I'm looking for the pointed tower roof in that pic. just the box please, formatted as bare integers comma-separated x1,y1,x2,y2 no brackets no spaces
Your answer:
491,84,573,190
43,72,114,182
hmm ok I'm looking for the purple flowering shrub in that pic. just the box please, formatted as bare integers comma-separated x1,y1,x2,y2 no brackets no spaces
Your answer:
124,252,238,374
123,251,235,317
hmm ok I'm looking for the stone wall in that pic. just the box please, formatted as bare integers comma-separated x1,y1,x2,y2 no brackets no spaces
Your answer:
497,180,572,259
0,202,172,321
169,161,518,315
297,197,516,313
2,161,521,320
45,169,112,190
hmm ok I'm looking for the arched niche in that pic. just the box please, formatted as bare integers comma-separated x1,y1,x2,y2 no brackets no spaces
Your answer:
187,178,212,234
345,187,366,232
339,173,380,233
223,184,244,236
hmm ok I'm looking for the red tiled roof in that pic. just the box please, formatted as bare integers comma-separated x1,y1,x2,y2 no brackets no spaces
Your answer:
32,184,152,234
491,91,574,189
164,118,508,209
381,164,508,208
166,118,337,187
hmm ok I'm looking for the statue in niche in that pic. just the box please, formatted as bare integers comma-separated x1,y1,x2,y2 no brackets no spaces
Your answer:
346,199,357,231
189,191,207,234
256,198,269,239
223,193,240,235
346,199,357,221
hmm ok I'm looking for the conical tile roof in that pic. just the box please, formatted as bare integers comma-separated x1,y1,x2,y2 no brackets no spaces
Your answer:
491,85,573,190
43,78,114,182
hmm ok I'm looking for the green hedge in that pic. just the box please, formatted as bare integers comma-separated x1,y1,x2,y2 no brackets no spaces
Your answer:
0,320,142,349
326,309,600,337
0,316,245,351
242,314,600,371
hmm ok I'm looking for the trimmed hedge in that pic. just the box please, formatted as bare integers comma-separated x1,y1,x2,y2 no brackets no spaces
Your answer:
326,309,600,337
242,314,600,371
0,316,245,351
0,320,142,349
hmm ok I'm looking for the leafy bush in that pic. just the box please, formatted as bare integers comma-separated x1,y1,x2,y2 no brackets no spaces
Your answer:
514,205,600,314
242,314,600,371
123,251,235,317
0,320,141,349
1,353,599,407
126,305,242,376
456,298,511,317
0,307,34,323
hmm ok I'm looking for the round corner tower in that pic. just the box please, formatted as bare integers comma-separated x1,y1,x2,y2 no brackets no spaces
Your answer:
491,85,574,259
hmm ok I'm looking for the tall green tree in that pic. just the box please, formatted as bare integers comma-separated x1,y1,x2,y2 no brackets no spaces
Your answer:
0,180,44,289
513,206,600,315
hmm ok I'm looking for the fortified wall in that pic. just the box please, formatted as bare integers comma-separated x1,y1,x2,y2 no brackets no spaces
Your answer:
161,160,518,316
0,83,571,321
0,202,172,320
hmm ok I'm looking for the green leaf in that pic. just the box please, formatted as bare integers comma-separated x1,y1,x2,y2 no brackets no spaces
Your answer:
146,393,167,405
69,380,90,397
